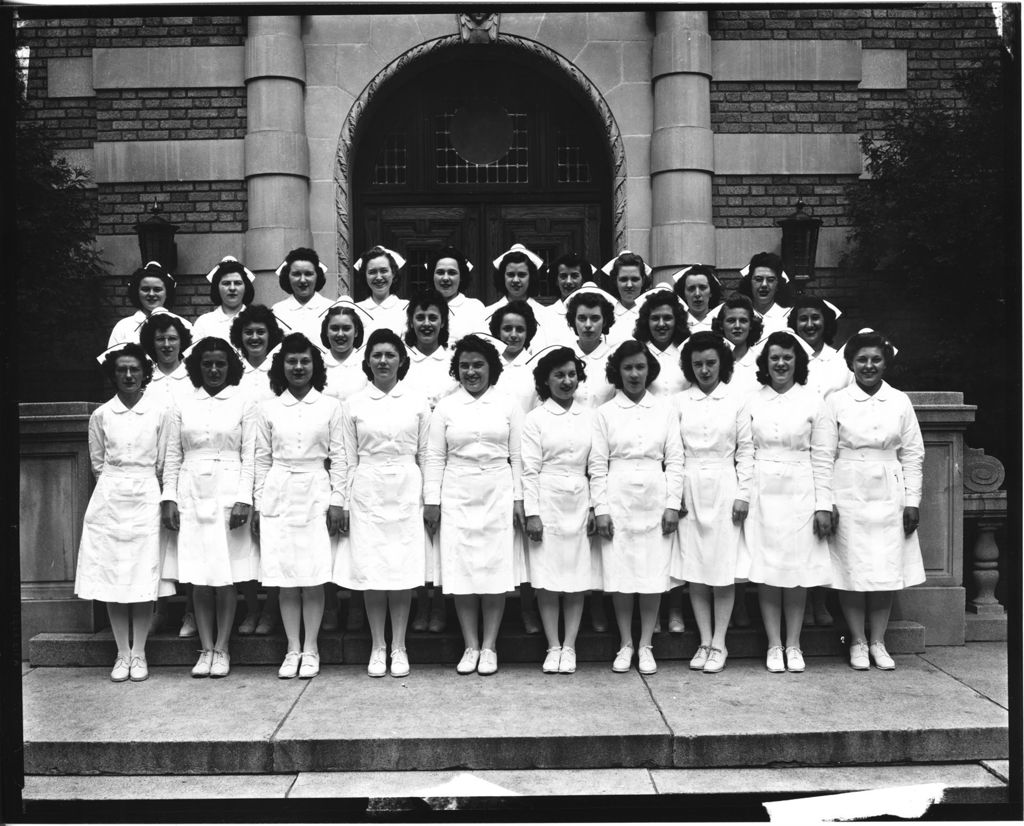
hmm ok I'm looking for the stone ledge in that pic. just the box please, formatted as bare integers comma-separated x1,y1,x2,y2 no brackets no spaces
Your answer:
712,40,861,82
93,47,244,89
714,133,863,175
93,140,245,183
47,56,94,98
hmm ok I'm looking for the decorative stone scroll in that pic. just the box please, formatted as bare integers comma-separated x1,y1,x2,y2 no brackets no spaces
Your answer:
335,35,627,289
963,446,1005,493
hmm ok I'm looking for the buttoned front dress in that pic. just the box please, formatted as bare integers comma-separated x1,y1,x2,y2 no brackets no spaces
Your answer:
333,384,430,591
324,349,368,403
271,293,335,344
522,399,597,593
807,345,853,399
825,381,926,591
674,383,754,586
254,389,345,586
75,393,175,603
647,342,689,398
745,384,833,588
590,391,685,594
357,294,409,337
424,386,524,595
445,292,486,345
571,339,616,410
160,385,257,586
191,306,245,344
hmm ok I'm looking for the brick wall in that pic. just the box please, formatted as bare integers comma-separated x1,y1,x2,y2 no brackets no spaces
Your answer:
97,181,247,236
96,89,246,142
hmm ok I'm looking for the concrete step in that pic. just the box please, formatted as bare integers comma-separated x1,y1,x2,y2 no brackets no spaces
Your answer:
28,620,926,667
22,650,1007,775
20,763,1010,806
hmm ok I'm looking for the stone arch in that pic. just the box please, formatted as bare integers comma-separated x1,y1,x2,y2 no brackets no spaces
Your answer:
333,34,628,290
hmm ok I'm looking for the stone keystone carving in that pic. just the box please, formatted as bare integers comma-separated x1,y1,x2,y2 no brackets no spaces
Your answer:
458,12,500,43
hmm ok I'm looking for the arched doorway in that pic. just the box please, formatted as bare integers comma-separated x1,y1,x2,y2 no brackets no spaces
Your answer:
348,43,615,305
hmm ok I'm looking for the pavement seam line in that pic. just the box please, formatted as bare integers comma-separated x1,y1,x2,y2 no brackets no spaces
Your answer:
284,773,300,798
269,676,314,769
977,760,1009,784
647,768,660,795
916,652,1008,711
640,673,676,766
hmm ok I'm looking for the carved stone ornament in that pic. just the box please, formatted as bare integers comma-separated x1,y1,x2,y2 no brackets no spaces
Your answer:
963,446,1005,493
458,12,500,43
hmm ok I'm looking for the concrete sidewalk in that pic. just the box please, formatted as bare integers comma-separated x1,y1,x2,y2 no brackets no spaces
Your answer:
20,643,1011,802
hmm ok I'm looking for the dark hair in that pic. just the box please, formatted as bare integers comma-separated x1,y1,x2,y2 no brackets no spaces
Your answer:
680,331,734,385
278,247,326,294
428,245,473,293
358,245,402,295
842,330,896,369
184,336,245,388
488,299,539,349
208,260,255,307
605,339,660,389
533,346,587,401
493,251,540,298
755,330,809,386
128,262,176,310
361,328,411,381
404,288,450,349
633,290,689,346
230,304,284,354
449,334,503,387
566,290,616,333
101,343,153,389
139,314,192,363
550,252,593,288
787,295,838,346
320,305,366,351
673,265,723,313
711,295,764,346
606,252,652,295
268,333,327,395
738,251,790,307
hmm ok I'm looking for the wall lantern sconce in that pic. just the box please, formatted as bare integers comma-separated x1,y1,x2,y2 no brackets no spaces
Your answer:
776,199,822,287
134,202,179,272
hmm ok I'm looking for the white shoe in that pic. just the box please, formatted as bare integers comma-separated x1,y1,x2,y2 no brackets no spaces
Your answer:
191,650,213,678
456,647,480,674
612,644,634,673
390,648,410,678
110,655,131,683
299,651,320,679
367,646,387,678
849,641,870,670
869,642,896,670
477,648,498,675
278,650,301,679
210,650,230,678
766,645,785,673
542,646,562,673
178,612,198,638
785,646,805,673
689,645,711,670
638,645,657,675
129,656,149,682
703,647,727,674
558,647,577,674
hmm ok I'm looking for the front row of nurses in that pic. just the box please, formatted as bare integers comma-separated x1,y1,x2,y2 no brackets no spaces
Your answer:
78,323,922,682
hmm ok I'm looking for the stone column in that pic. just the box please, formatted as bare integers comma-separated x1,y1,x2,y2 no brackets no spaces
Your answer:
650,11,715,283
244,16,313,305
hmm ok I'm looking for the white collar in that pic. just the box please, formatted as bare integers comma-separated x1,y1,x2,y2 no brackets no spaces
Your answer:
541,397,580,416
110,392,153,415
849,381,892,402
455,385,496,404
612,389,654,409
575,338,611,360
197,384,240,402
366,382,407,400
279,388,322,407
410,345,448,363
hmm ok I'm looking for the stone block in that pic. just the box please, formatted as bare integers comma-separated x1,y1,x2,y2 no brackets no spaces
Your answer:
93,139,245,183
623,134,652,178
303,14,371,44
47,56,94,97
244,131,310,178
574,42,624,93
605,82,653,136
625,175,652,229
308,178,337,235
93,232,245,278
860,49,908,89
273,663,672,771
965,613,1008,642
714,133,863,175
246,226,314,279
335,44,383,96
536,13,589,62
653,74,711,129
712,40,862,81
625,228,651,260
499,13,545,39
307,138,338,183
651,125,714,173
245,33,305,83
21,602,99,652
304,86,353,140
652,27,712,79
302,44,338,88
246,77,305,132
588,11,651,41
623,39,652,82
918,642,1008,709
247,176,310,230
651,221,716,269
368,14,424,63
93,46,244,88
413,14,457,42
23,774,297,800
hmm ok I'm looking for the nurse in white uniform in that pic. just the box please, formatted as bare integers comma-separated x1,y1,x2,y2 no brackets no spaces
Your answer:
354,245,409,337
522,346,595,675
675,332,754,674
711,296,764,402
428,246,485,344
160,337,255,679
481,244,552,349
542,252,593,347
591,340,685,677
75,343,173,682
634,288,690,399
787,295,853,400
745,330,833,674
423,335,525,676
672,264,723,334
737,252,792,341
320,300,370,405
108,261,192,348
488,300,541,414
253,333,346,680
600,251,652,348
271,248,335,344
191,256,255,343
139,313,195,410
825,330,925,671
335,329,430,678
